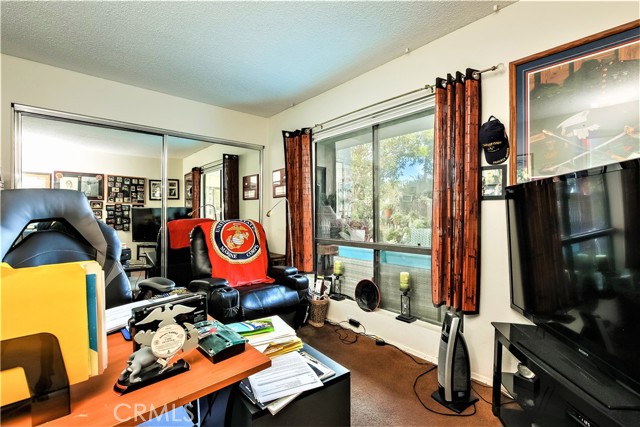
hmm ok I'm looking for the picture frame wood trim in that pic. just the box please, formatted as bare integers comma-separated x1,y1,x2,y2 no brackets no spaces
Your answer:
509,20,640,185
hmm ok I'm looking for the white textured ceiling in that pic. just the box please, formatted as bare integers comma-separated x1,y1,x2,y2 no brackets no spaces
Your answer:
1,1,515,118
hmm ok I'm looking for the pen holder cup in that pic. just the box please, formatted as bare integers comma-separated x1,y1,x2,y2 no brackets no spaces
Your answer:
308,297,330,327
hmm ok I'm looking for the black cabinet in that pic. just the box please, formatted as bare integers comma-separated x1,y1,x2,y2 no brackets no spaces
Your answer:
492,322,640,427
230,344,350,426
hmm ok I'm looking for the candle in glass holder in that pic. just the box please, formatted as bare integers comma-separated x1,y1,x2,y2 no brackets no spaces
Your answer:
399,271,410,292
334,260,343,275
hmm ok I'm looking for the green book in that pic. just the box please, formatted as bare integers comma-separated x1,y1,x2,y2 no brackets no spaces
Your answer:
227,319,275,336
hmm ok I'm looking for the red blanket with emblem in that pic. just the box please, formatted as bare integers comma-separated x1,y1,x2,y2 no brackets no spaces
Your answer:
198,219,274,287
168,218,214,249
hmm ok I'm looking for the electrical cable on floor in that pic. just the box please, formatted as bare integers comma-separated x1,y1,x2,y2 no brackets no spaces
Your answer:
326,320,432,366
412,368,477,417
327,318,486,417
471,383,492,404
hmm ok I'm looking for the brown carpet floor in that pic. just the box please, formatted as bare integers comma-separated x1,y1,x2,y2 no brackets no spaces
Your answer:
297,322,502,427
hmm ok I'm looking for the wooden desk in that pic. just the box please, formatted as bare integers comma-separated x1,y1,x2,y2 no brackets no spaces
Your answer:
42,332,270,426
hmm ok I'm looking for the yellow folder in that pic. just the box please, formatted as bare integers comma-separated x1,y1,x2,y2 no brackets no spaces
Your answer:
1,262,91,405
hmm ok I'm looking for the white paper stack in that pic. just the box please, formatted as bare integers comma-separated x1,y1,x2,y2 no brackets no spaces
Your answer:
245,315,303,357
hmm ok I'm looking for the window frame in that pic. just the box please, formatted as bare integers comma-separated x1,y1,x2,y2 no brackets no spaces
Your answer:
313,102,443,325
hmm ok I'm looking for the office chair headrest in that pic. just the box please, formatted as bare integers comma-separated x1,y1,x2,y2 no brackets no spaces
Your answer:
1,189,107,266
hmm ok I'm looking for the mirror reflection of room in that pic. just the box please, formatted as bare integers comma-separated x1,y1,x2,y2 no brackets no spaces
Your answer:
17,110,262,291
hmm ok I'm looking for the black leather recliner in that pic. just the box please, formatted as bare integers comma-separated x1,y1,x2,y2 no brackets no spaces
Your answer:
156,218,214,286
1,189,133,308
188,221,309,329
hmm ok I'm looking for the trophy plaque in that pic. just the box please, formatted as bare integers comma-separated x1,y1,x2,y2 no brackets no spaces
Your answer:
114,293,206,394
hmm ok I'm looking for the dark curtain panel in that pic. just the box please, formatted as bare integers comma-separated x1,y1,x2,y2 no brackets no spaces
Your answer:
223,154,239,220
191,167,202,218
431,69,481,314
283,128,314,272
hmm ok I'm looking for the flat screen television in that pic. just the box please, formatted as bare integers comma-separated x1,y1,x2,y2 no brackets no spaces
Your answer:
131,207,191,242
505,159,640,406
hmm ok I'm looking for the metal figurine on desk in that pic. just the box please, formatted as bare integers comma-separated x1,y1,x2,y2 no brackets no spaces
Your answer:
114,302,200,394
330,260,346,301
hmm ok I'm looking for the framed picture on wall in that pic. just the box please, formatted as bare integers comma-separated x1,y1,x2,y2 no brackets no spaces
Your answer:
481,165,507,200
22,172,51,189
509,21,639,184
272,168,286,198
185,172,193,208
168,179,180,200
149,179,180,200
54,171,104,200
149,180,162,201
243,174,259,200
107,175,145,204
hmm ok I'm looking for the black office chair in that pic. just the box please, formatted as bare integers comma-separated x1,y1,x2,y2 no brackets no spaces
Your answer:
1,189,161,308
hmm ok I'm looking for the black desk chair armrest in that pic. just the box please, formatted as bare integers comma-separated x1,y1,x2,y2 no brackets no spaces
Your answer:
188,277,240,323
135,277,176,301
188,277,230,292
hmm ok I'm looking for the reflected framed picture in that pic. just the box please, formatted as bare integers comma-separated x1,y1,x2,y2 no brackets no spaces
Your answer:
243,174,259,200
481,165,506,200
185,172,193,208
22,172,51,189
168,179,180,200
509,21,639,184
149,180,162,201
54,171,104,200
272,168,286,198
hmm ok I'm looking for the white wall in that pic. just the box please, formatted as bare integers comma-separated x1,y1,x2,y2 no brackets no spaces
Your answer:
182,144,262,220
1,54,269,185
266,1,639,384
1,55,269,254
21,136,183,250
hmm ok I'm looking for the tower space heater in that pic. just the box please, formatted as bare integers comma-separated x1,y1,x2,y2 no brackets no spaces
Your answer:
431,310,478,413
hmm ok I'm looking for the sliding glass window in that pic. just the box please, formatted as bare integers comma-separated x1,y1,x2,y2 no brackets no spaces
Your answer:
315,109,443,324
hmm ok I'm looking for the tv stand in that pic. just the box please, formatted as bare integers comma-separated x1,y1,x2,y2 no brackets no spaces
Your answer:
492,322,640,427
